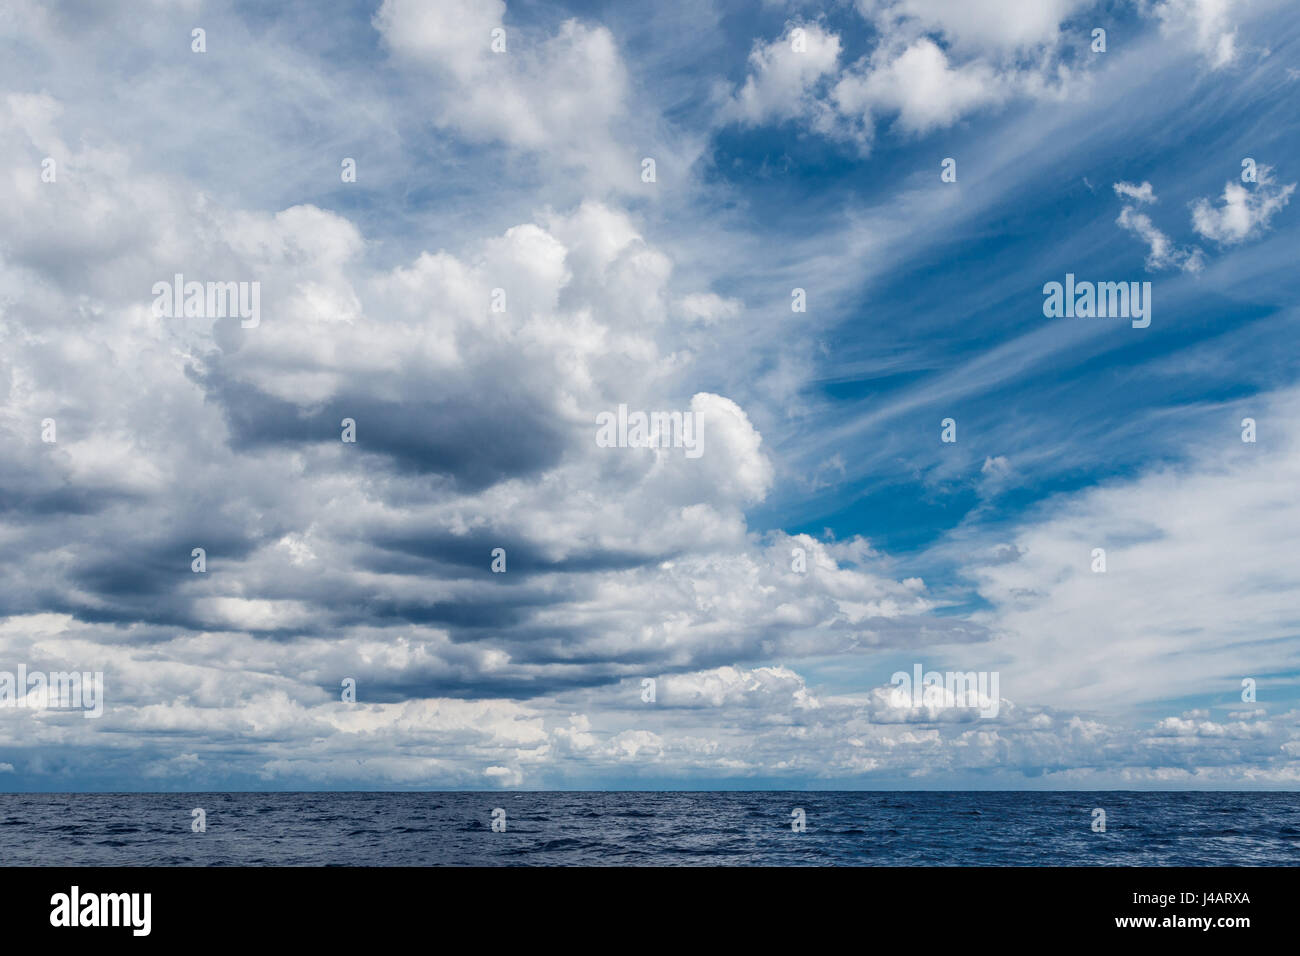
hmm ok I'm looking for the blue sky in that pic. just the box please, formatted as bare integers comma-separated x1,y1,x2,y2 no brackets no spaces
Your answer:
0,0,1297,789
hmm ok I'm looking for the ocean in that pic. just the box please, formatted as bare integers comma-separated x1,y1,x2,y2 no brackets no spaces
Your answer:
2,791,1297,866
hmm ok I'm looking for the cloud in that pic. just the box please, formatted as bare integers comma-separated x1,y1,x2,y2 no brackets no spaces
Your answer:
0,76,980,785
1111,181,1204,272
979,455,1014,493
373,0,509,82
3,0,1298,791
855,0,1093,54
372,0,662,190
1113,164,1293,271
833,38,1012,136
959,387,1300,713
1190,165,1296,244
539,665,1300,785
725,22,842,126
1152,716,1271,738
1155,0,1241,68
726,1,1090,148
658,665,820,709
676,292,742,324
1113,180,1157,204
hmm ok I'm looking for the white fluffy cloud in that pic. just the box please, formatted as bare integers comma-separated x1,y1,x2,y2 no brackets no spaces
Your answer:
726,22,842,126
834,38,1013,136
1112,164,1294,272
1191,165,1296,244
726,4,1084,148
372,0,653,189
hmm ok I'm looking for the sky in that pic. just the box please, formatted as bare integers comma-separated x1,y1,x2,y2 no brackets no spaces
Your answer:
0,0,1298,790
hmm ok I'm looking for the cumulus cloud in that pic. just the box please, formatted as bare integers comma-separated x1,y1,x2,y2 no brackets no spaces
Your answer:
374,0,627,149
372,0,679,190
726,1,1090,148
1190,165,1296,244
538,665,1299,785
0,73,973,785
833,38,1012,136
725,22,842,127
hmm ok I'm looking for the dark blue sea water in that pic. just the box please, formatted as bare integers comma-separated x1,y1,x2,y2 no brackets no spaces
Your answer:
1,792,1297,866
